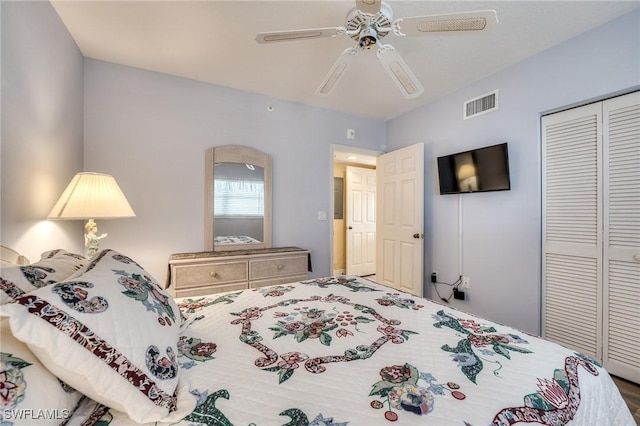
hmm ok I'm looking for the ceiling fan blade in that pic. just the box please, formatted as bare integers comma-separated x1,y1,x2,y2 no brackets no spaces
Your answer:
377,45,424,99
315,47,360,96
393,10,498,37
355,0,381,15
256,27,346,44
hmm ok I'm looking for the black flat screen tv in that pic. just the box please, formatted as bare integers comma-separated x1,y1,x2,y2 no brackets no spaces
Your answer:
437,143,511,194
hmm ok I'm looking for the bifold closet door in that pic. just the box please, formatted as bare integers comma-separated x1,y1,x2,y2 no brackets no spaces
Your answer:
542,103,603,360
542,91,640,384
602,92,640,383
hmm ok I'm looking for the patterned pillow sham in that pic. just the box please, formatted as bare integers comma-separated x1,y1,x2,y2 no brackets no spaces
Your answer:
1,317,83,424
0,249,86,305
0,249,195,423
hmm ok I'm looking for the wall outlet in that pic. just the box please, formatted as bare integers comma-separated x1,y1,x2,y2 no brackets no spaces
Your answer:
431,271,437,283
461,276,470,289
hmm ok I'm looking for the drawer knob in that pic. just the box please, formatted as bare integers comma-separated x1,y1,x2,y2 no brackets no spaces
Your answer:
210,271,220,278
277,264,284,270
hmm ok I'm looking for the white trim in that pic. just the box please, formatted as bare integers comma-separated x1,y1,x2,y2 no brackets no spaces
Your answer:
329,144,383,277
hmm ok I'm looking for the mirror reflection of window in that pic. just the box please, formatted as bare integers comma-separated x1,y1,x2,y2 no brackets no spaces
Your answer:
205,146,272,251
213,162,265,242
214,178,264,216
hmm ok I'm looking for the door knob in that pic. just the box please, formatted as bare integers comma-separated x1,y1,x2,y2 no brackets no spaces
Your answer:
348,226,353,230
413,233,423,239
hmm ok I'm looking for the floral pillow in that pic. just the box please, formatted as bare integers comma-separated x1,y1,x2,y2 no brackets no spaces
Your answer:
0,249,86,305
0,317,83,424
0,249,195,423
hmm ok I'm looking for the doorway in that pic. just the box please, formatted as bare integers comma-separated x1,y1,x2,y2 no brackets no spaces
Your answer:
330,143,425,296
332,146,379,277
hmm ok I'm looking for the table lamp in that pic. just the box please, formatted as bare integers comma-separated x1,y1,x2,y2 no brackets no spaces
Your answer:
47,172,136,257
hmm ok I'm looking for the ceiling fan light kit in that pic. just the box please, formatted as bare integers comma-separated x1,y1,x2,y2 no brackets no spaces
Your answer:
255,1,497,99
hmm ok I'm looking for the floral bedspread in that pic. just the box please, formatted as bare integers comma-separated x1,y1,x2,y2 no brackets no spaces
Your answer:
68,276,633,425
213,235,260,245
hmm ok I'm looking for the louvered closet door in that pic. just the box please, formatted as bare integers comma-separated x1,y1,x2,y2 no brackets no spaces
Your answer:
542,103,603,360
602,92,640,383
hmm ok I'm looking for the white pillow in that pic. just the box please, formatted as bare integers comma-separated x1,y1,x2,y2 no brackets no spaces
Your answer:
1,249,194,423
0,249,86,304
0,317,83,424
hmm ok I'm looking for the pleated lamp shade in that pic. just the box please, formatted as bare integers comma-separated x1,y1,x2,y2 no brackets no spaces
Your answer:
48,172,135,220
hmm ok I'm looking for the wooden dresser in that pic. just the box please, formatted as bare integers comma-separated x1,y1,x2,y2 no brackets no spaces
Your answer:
167,247,310,298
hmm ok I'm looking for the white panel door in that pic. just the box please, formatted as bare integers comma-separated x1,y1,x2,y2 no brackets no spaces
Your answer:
346,166,376,276
602,92,640,383
376,143,424,296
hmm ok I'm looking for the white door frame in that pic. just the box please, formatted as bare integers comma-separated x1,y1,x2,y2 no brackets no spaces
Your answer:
330,144,383,276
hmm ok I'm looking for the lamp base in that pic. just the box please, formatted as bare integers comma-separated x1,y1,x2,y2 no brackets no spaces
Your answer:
84,219,108,258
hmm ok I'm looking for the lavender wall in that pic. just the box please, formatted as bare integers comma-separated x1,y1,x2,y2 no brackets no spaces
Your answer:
2,2,637,336
1,1,84,260
387,10,640,334
82,60,386,282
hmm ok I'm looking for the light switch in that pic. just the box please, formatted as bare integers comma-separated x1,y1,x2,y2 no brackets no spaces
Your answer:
317,211,327,221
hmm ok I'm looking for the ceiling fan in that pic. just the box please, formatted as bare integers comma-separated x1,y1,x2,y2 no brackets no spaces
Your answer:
256,0,498,99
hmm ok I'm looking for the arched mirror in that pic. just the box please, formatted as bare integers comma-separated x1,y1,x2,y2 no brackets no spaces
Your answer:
205,145,272,251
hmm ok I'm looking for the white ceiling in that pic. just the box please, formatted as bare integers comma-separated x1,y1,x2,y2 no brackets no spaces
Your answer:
50,0,639,120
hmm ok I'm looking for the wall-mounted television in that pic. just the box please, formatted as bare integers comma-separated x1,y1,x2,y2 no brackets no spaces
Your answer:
437,143,511,195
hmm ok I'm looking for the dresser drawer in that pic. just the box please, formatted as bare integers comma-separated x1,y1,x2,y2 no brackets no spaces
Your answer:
168,248,309,298
173,261,248,287
250,255,308,280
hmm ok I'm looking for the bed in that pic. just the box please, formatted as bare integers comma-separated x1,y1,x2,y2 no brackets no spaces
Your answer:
0,248,634,425
213,235,261,245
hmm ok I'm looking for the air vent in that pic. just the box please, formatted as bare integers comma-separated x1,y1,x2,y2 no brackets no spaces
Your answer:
464,90,498,119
